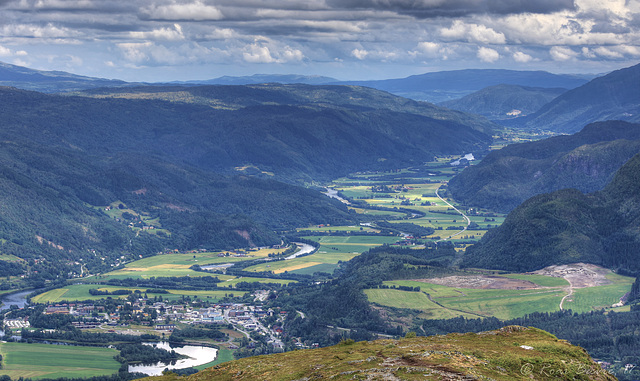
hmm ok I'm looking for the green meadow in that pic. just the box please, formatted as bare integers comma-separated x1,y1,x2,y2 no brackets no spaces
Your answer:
31,284,247,303
367,271,634,321
0,342,120,380
563,273,635,313
244,235,399,275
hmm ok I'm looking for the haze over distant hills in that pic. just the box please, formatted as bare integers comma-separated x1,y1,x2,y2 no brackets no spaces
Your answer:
439,84,567,121
448,120,640,212
0,60,593,104
0,61,136,93
516,63,640,133
339,69,592,103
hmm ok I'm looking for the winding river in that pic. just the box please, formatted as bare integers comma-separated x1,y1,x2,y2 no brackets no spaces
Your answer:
0,289,37,311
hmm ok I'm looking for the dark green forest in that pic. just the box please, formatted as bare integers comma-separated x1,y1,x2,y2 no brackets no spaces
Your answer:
463,152,640,273
448,120,640,212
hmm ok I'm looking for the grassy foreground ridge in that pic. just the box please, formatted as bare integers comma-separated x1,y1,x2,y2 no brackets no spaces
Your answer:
147,326,614,381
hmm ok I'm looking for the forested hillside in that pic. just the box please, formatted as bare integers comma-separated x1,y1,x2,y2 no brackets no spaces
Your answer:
0,137,354,282
448,120,640,212
462,152,640,273
0,85,493,184
518,63,640,133
0,83,494,283
439,84,566,121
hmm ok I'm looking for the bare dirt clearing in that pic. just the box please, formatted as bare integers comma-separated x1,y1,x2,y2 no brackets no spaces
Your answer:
416,275,539,290
532,263,612,288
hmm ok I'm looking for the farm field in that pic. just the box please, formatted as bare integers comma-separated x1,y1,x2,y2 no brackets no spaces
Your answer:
31,284,248,303
89,247,286,281
367,270,634,320
0,342,120,380
364,288,479,320
244,235,400,275
563,273,634,313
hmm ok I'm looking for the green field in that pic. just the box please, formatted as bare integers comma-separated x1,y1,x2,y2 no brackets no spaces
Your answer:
244,235,399,274
217,277,296,288
563,273,634,313
0,342,120,380
364,288,479,319
31,284,248,303
368,271,634,320
91,247,285,281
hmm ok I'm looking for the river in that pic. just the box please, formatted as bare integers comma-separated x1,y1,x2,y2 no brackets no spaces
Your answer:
0,289,37,311
128,342,218,376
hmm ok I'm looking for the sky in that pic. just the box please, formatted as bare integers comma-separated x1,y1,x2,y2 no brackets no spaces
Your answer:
0,0,639,82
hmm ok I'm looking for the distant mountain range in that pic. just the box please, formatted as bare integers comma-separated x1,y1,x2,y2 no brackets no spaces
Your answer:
0,61,137,93
448,120,640,212
514,63,640,133
174,73,338,86
0,60,593,104
463,151,640,273
439,84,567,120
339,69,591,103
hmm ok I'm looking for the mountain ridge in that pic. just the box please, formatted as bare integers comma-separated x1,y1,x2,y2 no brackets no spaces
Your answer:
448,120,640,212
517,62,640,133
463,151,640,273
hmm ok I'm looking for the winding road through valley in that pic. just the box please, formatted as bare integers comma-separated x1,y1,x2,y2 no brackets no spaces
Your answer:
435,186,471,241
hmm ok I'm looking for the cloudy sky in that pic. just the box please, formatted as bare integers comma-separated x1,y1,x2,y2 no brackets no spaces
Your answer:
0,0,638,82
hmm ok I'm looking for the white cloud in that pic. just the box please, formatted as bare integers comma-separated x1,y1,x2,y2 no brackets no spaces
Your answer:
243,43,304,63
581,47,596,58
117,42,153,63
1,23,76,39
201,28,236,40
550,46,578,60
593,46,623,58
34,0,95,9
143,1,223,21
129,24,185,41
0,46,13,57
440,20,506,44
477,46,500,62
352,48,368,60
512,51,533,62
415,41,441,57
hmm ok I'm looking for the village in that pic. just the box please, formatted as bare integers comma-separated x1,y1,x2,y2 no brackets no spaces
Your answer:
3,290,291,352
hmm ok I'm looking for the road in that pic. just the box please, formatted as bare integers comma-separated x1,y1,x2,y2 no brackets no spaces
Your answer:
435,185,471,241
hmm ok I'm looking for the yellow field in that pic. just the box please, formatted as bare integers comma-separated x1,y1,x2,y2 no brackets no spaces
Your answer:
32,288,69,303
272,262,322,274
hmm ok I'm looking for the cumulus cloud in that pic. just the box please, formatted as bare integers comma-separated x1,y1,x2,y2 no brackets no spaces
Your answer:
550,46,578,60
415,41,441,57
351,48,368,60
477,46,500,62
129,24,185,41
1,23,77,39
142,1,223,21
243,42,304,63
0,45,12,56
512,51,532,62
440,21,506,44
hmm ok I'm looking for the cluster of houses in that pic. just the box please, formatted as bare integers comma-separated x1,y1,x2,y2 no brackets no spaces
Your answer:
39,297,288,348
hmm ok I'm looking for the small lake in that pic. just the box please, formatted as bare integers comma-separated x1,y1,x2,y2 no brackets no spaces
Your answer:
128,342,218,376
